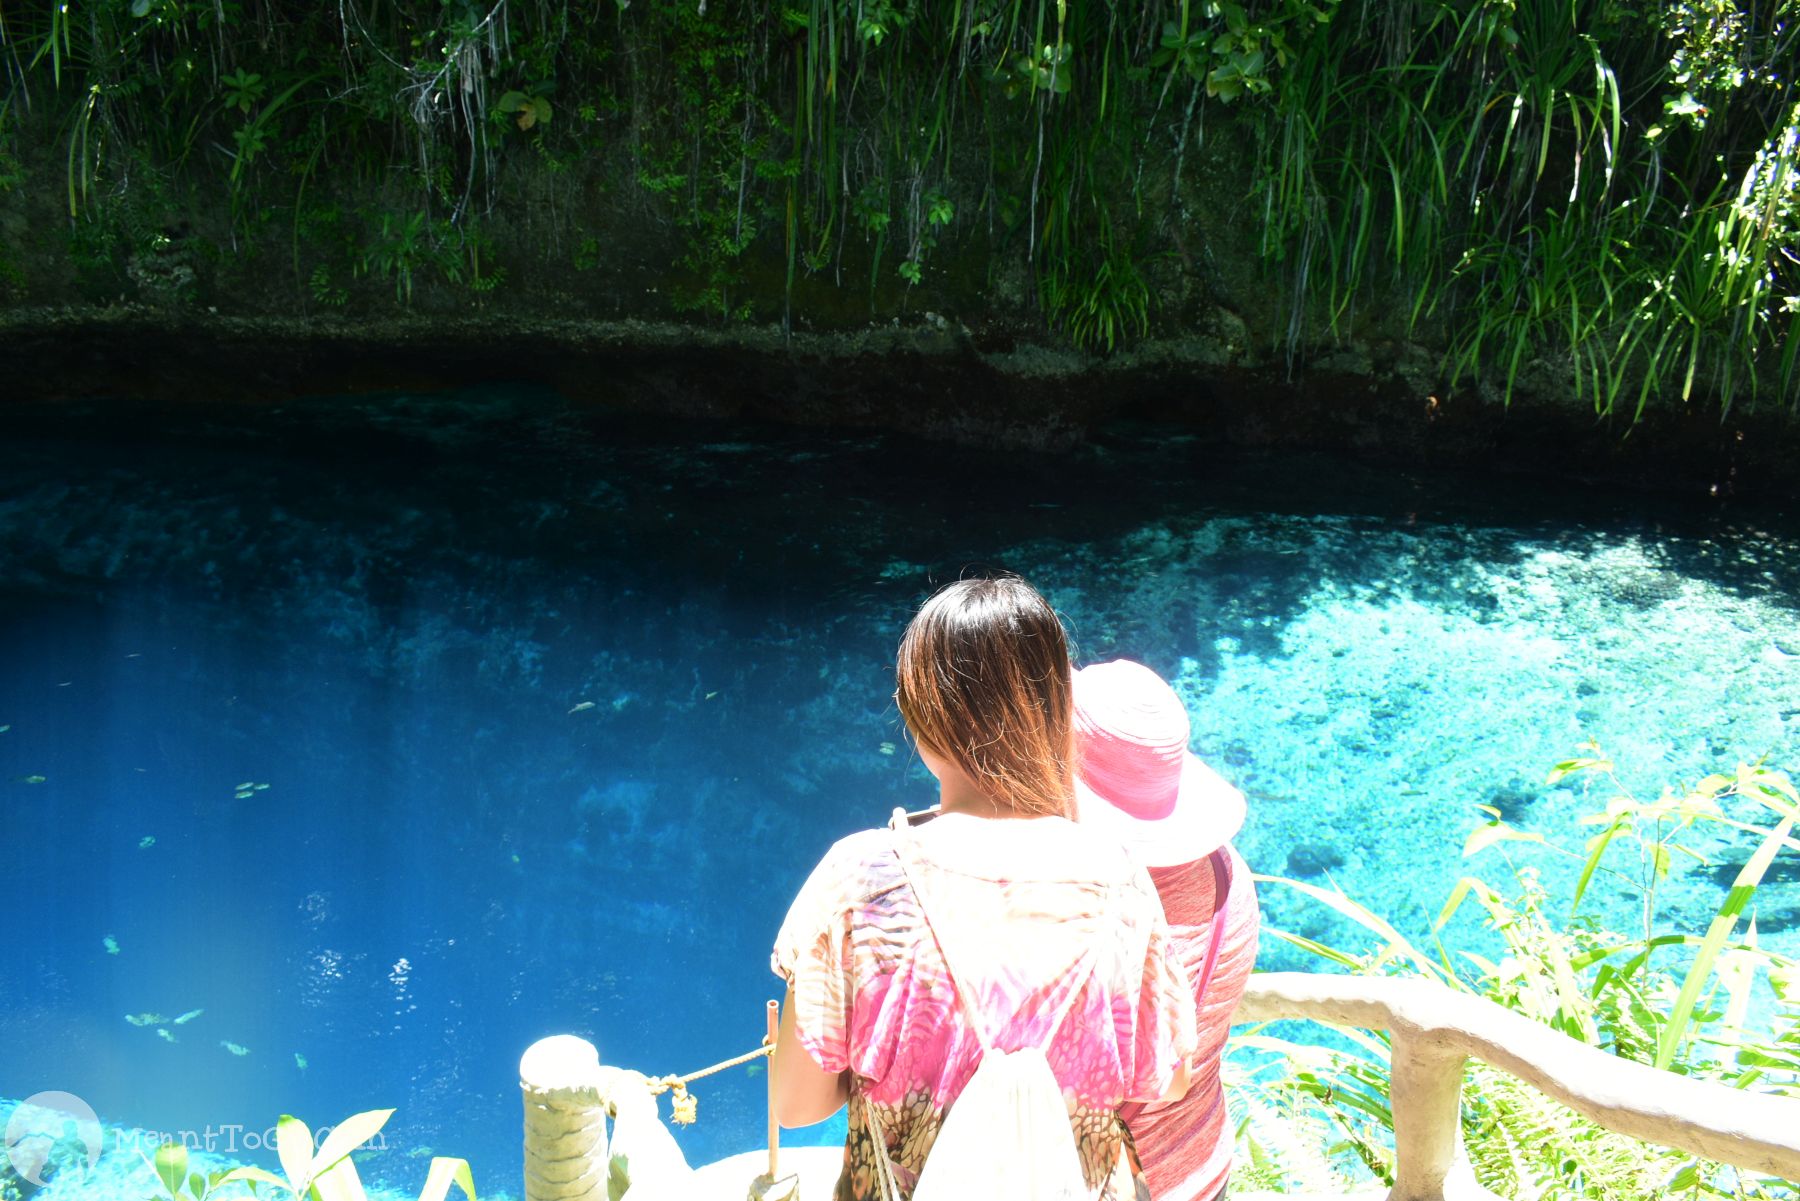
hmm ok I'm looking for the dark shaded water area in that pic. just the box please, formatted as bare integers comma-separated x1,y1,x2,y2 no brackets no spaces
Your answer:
2,386,1799,1198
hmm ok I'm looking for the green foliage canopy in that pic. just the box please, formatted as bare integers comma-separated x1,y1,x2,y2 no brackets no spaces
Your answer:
0,0,1794,410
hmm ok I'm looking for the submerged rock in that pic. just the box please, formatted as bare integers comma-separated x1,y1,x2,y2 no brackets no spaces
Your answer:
1486,782,1539,824
1607,567,1683,608
1755,901,1800,934
1286,843,1346,877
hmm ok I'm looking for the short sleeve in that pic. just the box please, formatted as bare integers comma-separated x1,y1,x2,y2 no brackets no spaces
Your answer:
1127,872,1201,1102
771,836,869,1074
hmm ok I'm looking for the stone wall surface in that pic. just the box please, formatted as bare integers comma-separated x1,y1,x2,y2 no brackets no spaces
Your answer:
4,306,1796,501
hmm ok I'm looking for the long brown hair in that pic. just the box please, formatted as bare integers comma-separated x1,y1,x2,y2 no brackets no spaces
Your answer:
894,576,1075,817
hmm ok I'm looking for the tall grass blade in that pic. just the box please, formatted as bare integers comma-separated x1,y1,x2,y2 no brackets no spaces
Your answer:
1654,815,1796,1071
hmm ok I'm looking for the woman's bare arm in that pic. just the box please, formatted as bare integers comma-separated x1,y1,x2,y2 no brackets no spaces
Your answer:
772,984,851,1127
1157,1057,1193,1104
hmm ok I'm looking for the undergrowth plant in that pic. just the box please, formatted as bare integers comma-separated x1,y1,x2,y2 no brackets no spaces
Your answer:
0,0,1795,397
1233,745,1800,1199
142,1108,475,1201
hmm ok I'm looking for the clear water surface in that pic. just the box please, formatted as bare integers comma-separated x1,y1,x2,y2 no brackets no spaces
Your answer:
3,387,1798,1198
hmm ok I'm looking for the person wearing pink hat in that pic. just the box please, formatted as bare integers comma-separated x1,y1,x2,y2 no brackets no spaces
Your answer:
1073,659,1260,1201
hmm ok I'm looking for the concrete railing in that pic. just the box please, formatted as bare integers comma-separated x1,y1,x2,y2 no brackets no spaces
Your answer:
1234,972,1800,1201
519,971,1800,1201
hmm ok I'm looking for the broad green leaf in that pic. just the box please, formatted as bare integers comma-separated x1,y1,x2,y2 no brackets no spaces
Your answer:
1462,820,1545,858
1254,873,1441,979
1716,944,1760,1031
1435,876,1479,930
1746,777,1800,822
155,1142,188,1196
1571,819,1624,915
1545,929,1599,1043
1656,816,1795,1070
1435,875,1510,934
1755,768,1798,803
310,1154,368,1201
1462,822,1504,858
1547,754,1609,784
1650,841,1672,881
417,1156,477,1201
276,1115,314,1193
310,1109,394,1182
1261,926,1366,971
1456,950,1502,980
1570,933,1690,972
1706,815,1800,853
218,1166,288,1191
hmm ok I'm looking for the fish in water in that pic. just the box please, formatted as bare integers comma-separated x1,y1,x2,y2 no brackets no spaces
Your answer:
103,936,120,955
568,701,596,714
173,1009,204,1025
0,725,10,732
125,1013,166,1027
139,836,156,849
220,1041,250,1056
294,1053,308,1070
157,1029,177,1043
18,775,46,784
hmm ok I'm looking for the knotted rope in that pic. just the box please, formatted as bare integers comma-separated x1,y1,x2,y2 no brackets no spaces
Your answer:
645,1040,774,1125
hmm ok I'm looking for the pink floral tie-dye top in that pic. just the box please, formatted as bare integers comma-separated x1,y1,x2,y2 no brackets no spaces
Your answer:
772,813,1198,1201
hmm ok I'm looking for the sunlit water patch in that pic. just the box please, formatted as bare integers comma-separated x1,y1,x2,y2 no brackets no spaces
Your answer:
1,388,1796,1199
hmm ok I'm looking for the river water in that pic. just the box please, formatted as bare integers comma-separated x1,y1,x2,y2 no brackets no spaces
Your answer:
2,387,1797,1198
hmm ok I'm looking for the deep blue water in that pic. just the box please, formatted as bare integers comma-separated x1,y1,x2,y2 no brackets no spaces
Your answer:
2,387,1798,1199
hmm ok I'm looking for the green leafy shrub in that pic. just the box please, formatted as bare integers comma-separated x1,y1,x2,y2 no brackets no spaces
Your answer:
1234,746,1800,1199
1,0,1795,390
143,1108,475,1201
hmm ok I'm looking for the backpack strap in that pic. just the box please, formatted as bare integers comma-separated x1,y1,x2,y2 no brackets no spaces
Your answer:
1192,848,1233,1003
861,1095,906,1201
885,810,1099,1053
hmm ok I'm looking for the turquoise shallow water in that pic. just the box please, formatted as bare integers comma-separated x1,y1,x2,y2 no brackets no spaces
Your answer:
1,387,1797,1199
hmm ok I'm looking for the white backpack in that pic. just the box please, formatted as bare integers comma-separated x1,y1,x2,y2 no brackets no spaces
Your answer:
863,813,1092,1201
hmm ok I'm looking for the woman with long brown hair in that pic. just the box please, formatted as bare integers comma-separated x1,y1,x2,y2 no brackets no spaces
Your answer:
770,576,1197,1200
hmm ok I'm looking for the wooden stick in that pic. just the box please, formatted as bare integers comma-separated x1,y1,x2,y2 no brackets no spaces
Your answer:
765,998,781,1179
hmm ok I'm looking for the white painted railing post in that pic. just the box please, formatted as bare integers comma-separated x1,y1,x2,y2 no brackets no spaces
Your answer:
1386,1027,1494,1201
521,1034,611,1201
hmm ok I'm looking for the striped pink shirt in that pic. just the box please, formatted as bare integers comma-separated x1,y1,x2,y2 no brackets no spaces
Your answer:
773,814,1200,1200
1118,844,1260,1201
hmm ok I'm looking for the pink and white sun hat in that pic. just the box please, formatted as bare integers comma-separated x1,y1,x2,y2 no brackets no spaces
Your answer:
1072,659,1247,868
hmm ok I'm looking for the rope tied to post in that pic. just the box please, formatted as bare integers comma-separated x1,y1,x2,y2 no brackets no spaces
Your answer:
645,1039,775,1125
